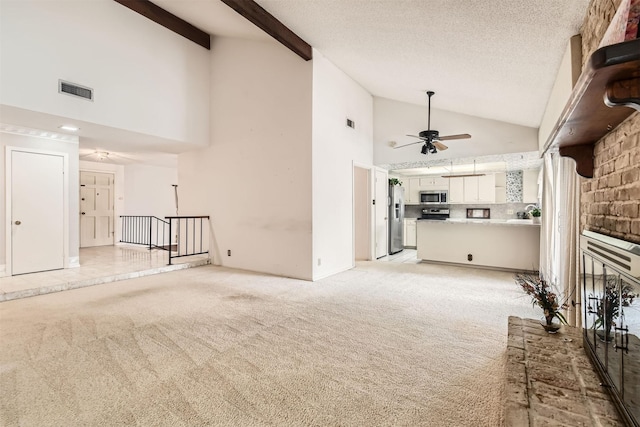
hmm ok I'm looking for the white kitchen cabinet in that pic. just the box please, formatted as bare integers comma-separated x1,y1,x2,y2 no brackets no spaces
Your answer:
463,174,495,203
419,176,449,190
406,178,421,204
404,219,417,247
448,177,464,203
495,172,506,203
522,169,539,203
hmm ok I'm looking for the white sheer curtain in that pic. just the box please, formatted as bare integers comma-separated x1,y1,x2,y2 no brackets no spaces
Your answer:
540,151,581,326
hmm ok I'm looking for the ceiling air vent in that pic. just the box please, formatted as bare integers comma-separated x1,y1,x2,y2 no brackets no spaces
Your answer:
58,80,93,101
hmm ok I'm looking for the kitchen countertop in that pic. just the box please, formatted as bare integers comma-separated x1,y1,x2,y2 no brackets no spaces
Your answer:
417,218,541,226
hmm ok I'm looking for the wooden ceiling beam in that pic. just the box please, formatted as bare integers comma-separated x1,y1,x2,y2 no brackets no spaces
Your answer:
113,0,210,50
220,0,312,61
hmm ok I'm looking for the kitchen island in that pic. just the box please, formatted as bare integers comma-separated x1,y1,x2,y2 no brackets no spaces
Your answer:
417,219,540,271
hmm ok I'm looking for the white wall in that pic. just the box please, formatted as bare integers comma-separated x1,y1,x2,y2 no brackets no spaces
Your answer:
1,132,79,269
0,0,209,147
373,97,538,166
538,35,582,151
123,164,178,218
311,50,374,279
178,37,313,280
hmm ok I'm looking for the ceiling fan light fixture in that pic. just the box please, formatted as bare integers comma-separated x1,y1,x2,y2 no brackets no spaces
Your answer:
421,144,428,155
96,151,109,160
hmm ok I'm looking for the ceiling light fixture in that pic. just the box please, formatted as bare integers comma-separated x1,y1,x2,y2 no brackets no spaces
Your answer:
96,151,109,161
59,125,79,132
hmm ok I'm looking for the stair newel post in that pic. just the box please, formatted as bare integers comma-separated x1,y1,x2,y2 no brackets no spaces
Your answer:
168,218,173,265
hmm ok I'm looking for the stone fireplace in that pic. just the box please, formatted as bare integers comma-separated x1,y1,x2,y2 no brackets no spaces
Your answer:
580,231,640,426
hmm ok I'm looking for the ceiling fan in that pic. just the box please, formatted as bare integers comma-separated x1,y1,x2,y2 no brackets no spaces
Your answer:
394,91,471,154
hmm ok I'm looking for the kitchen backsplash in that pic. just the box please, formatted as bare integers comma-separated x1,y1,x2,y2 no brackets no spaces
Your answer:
405,203,535,220
506,171,523,202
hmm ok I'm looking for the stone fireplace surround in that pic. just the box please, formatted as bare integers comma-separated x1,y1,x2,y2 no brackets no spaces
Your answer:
579,0,640,244
505,317,623,426
504,2,640,425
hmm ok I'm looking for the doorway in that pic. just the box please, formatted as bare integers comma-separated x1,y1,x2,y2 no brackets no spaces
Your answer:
8,150,65,275
353,166,371,261
374,168,388,259
80,171,115,247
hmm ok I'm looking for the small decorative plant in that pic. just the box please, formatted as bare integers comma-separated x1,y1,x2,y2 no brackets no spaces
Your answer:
530,207,541,218
515,272,567,329
389,178,402,186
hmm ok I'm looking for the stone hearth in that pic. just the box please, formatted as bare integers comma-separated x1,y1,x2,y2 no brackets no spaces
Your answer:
506,316,623,426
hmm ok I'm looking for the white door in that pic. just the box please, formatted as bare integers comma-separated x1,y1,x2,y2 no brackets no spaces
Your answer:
80,171,115,247
374,169,388,258
11,151,64,275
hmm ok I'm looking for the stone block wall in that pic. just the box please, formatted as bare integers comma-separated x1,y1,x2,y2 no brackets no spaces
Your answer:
579,0,640,244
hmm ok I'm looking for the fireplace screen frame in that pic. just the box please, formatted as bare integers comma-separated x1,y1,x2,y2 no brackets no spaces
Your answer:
580,231,640,427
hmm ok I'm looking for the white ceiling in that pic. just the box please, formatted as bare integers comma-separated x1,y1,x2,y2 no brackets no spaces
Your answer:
3,0,591,166
156,0,590,127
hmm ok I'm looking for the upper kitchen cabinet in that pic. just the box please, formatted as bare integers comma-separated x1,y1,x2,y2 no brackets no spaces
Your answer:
407,178,421,204
448,177,464,203
495,173,507,203
449,175,496,204
419,176,449,190
522,169,540,203
463,175,496,204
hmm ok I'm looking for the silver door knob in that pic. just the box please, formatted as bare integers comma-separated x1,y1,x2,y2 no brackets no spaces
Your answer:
14,220,21,225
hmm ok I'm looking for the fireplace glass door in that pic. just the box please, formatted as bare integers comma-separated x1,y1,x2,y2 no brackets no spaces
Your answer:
581,231,640,427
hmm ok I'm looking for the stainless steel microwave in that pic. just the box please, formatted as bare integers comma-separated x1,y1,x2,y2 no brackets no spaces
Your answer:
420,190,448,204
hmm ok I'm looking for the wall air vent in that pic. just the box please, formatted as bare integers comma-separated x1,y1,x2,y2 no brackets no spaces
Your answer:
58,80,93,101
346,118,355,129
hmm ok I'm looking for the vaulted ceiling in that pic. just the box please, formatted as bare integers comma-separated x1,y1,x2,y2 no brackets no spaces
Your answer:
158,0,590,128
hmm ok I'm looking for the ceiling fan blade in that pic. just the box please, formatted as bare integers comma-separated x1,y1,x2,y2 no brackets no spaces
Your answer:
394,140,425,149
432,141,448,151
406,134,428,140
438,133,471,141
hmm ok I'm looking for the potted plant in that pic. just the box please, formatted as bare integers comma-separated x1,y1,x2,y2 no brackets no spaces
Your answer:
530,207,541,224
515,272,567,332
389,178,402,186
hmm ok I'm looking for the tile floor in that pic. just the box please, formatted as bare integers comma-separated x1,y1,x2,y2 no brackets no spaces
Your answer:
0,244,209,302
378,248,420,263
1,246,416,302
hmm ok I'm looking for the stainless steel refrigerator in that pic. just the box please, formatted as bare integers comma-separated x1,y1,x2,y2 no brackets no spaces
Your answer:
388,185,405,254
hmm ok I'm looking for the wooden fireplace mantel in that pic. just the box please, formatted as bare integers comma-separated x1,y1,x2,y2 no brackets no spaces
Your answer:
543,38,640,178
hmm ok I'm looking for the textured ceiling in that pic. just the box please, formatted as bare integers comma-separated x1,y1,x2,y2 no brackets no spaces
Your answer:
254,0,590,127
157,0,590,127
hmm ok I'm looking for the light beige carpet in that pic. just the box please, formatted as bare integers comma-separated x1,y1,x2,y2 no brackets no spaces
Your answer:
0,261,537,426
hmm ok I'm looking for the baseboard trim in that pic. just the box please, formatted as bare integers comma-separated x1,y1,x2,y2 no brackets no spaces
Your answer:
68,257,80,268
0,264,6,277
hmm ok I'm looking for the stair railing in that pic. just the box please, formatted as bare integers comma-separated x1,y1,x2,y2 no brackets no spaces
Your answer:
166,216,210,265
120,216,170,251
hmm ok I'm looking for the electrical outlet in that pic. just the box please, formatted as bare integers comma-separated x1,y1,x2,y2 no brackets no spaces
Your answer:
227,250,231,256
507,209,514,215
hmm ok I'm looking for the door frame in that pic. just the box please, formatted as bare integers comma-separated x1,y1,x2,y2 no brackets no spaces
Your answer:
5,146,70,276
